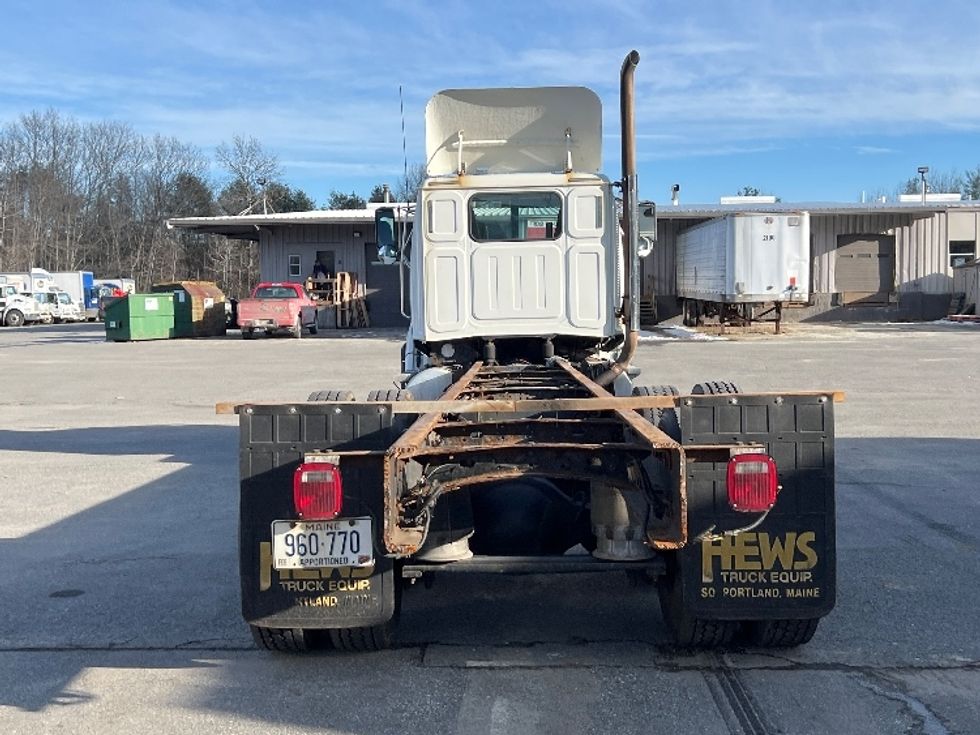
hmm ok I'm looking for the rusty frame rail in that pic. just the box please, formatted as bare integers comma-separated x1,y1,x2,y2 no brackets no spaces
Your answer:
226,364,842,558
377,360,708,556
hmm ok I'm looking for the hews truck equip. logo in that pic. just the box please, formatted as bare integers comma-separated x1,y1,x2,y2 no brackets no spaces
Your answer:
700,531,821,600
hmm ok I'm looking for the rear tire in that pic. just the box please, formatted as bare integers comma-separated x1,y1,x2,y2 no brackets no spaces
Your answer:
292,317,302,339
329,622,395,652
250,625,317,652
241,328,255,340
309,320,319,335
632,384,681,441
747,618,819,647
691,381,741,395
307,390,356,402
367,388,414,402
658,557,738,648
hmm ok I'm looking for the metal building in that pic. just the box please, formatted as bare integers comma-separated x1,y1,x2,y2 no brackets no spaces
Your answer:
167,207,410,328
645,201,980,322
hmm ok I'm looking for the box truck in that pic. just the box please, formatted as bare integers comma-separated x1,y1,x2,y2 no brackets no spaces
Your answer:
50,271,98,321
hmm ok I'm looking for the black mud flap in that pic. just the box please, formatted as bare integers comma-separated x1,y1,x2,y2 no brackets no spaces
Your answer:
238,404,407,630
675,394,836,620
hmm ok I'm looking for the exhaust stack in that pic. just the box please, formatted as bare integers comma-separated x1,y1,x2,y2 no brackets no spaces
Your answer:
596,49,641,388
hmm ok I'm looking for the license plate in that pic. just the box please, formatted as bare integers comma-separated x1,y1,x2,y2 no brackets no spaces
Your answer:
271,518,373,569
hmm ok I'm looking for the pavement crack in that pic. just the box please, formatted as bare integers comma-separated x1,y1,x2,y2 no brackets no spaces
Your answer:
856,671,952,735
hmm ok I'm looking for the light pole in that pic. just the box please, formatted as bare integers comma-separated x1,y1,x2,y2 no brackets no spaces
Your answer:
917,166,929,204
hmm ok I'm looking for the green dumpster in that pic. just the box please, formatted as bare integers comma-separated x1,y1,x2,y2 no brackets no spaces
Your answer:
104,293,175,342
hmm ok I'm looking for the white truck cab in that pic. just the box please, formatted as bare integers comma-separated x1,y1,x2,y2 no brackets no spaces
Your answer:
35,287,83,323
0,283,43,327
397,87,627,373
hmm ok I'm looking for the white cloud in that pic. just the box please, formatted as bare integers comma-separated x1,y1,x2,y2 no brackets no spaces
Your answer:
856,146,897,156
3,0,980,194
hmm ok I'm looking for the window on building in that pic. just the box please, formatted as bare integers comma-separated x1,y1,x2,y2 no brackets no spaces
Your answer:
949,240,976,269
469,192,562,242
288,254,301,278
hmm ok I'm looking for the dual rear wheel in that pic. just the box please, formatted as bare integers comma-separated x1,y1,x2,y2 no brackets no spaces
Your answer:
250,387,411,653
638,380,821,649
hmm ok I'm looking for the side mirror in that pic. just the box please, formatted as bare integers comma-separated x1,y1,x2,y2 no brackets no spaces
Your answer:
637,200,656,258
375,207,399,263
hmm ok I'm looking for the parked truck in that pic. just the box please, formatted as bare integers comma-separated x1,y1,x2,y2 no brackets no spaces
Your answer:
35,287,84,323
50,271,98,321
236,282,320,339
224,52,837,653
0,282,44,326
676,212,811,332
1,269,89,323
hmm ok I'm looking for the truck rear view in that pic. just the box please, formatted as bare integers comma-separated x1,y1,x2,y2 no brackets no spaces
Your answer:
233,51,838,652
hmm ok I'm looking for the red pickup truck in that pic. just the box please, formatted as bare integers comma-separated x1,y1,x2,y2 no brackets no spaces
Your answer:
237,282,320,339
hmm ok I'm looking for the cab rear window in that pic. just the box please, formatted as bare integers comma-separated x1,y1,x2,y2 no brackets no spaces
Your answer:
255,286,299,299
469,192,562,242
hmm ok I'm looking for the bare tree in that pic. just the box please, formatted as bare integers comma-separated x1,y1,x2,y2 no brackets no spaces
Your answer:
900,170,965,196
395,163,427,203
961,167,980,200
215,136,281,214
0,110,311,297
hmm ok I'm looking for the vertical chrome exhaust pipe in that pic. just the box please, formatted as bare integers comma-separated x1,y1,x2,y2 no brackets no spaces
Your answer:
597,49,641,388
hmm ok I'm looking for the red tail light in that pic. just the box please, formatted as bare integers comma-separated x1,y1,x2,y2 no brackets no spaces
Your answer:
293,462,343,520
726,454,778,512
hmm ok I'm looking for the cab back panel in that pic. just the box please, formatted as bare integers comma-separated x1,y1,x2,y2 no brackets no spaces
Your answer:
421,186,616,341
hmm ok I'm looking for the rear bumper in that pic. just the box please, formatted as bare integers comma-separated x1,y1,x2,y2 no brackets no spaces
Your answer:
240,318,287,329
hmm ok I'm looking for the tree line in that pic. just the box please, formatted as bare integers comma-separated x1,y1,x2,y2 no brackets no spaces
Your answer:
4,107,975,299
0,109,424,298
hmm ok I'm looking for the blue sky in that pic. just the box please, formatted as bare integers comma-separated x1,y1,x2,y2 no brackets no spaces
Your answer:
3,0,979,205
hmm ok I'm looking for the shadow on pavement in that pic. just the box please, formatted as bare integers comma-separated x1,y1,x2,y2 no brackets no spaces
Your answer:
1,430,980,725
0,424,242,711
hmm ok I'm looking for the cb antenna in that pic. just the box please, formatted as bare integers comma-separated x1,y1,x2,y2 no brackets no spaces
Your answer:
399,85,408,190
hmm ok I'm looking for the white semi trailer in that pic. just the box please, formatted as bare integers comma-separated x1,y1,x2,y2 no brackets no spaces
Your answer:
676,212,810,332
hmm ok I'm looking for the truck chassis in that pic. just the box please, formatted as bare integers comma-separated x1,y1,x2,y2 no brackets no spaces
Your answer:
234,364,837,651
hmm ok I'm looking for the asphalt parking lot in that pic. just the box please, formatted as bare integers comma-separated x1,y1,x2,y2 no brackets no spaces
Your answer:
2,321,979,734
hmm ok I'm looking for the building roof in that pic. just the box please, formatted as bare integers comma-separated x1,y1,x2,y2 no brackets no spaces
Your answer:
168,198,980,240
166,203,411,240
656,200,980,219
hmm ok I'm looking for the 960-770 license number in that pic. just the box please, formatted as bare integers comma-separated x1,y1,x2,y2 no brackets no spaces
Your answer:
271,518,373,569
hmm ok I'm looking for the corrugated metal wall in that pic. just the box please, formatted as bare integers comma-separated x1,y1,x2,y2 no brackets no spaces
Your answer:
259,224,371,284
896,212,949,293
643,218,710,298
645,211,956,296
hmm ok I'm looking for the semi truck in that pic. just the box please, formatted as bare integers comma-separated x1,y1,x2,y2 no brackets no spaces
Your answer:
50,271,99,321
676,212,811,332
225,52,838,652
0,282,44,326
0,269,90,323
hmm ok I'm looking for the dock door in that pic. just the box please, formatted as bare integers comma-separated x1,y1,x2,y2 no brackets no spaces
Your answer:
835,234,895,304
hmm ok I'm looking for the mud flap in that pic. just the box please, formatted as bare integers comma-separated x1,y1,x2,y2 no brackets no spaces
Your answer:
238,404,406,630
676,394,836,620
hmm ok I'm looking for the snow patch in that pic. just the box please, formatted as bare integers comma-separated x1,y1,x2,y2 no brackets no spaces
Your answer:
637,327,726,342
